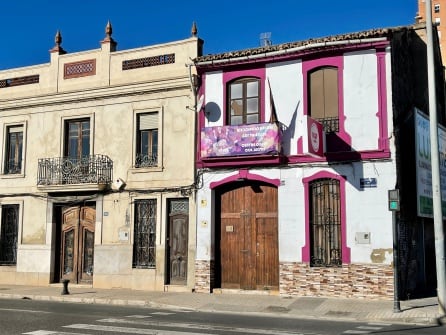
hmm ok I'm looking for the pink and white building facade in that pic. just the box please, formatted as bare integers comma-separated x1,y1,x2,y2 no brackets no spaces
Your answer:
192,26,442,299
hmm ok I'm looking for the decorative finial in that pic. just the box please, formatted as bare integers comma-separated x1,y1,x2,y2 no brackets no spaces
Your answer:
50,30,66,54
105,20,113,39
191,21,197,37
55,30,62,46
101,20,117,50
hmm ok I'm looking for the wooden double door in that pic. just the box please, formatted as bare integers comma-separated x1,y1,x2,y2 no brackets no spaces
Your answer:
219,182,278,290
60,206,95,284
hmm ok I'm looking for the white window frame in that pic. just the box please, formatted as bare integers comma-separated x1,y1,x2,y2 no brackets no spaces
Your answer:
131,107,163,173
1,121,27,177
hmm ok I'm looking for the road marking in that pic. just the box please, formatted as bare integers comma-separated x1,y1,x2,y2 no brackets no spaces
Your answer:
65,323,217,334
125,315,153,318
357,326,382,330
150,312,174,315
98,318,306,334
23,331,88,335
367,322,391,326
0,308,52,314
343,331,372,334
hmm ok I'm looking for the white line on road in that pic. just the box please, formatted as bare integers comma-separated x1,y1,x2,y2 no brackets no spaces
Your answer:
23,331,89,335
65,323,216,334
125,315,153,318
343,331,372,334
98,318,306,335
0,308,52,314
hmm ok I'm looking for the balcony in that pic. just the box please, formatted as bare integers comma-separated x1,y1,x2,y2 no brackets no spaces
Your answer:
37,154,113,192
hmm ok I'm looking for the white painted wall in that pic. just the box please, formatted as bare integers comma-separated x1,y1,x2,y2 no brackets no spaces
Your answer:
344,49,380,151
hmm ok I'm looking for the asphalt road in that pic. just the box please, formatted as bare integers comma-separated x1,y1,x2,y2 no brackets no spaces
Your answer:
0,298,444,335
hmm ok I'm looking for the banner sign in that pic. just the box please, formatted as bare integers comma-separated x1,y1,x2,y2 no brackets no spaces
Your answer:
302,116,325,157
414,108,446,217
201,122,281,158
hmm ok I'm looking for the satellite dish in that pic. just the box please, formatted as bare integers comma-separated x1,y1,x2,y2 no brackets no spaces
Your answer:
196,94,204,112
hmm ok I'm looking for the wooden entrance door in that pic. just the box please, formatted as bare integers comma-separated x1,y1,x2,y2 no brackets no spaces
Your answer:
167,199,189,285
220,182,278,290
61,206,95,284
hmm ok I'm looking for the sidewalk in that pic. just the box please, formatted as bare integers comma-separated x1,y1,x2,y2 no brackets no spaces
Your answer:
0,284,444,326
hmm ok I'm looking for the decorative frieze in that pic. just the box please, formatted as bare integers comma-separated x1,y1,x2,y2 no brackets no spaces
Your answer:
64,59,96,79
122,53,175,71
0,75,39,88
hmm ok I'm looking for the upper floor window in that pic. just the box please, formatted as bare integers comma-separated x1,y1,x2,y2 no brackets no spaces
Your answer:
308,67,339,133
135,112,158,168
0,204,19,265
309,178,341,267
133,199,157,268
64,119,90,160
227,78,260,125
4,125,23,174
435,4,440,13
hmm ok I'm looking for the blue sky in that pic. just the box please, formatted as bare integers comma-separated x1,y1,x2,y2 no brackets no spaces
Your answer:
0,0,417,70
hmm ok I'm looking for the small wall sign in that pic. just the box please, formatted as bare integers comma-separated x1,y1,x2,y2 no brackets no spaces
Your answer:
360,178,377,188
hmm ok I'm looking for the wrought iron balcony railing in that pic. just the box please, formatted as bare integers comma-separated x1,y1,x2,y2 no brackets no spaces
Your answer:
37,154,113,186
134,153,158,168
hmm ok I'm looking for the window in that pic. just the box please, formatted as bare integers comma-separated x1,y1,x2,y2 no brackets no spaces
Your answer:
435,4,440,13
133,199,157,268
308,67,339,132
227,78,260,125
4,125,23,174
309,178,341,267
0,204,19,265
64,119,90,159
135,113,158,168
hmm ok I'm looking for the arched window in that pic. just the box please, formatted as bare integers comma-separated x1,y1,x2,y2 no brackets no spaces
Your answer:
309,178,342,267
308,66,339,132
227,77,260,125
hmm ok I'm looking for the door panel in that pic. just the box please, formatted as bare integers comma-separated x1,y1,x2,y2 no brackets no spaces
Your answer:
167,199,189,286
61,206,95,284
220,182,278,290
169,214,188,285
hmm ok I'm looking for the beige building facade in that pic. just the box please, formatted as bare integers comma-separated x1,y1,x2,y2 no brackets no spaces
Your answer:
416,0,446,61
0,22,202,292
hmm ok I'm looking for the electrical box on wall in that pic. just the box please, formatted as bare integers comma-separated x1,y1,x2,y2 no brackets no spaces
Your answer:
355,232,371,244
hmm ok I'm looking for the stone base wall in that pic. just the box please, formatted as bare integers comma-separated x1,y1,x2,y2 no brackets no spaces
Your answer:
280,262,394,299
194,260,214,293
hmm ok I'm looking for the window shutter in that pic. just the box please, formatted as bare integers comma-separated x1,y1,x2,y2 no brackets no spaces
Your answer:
139,113,158,130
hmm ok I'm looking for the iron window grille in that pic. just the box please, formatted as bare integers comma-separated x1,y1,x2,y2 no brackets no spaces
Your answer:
135,113,158,168
133,199,157,268
309,178,342,267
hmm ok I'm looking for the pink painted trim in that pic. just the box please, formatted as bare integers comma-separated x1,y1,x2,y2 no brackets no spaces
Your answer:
301,171,351,264
197,74,206,163
376,49,389,151
210,169,280,189
222,69,266,124
286,149,391,164
197,41,390,71
301,56,351,153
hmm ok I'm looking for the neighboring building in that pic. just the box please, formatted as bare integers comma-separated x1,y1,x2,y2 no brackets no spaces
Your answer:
0,22,203,292
416,0,446,62
193,24,445,299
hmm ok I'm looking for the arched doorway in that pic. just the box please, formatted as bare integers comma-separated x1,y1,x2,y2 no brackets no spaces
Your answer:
216,181,278,290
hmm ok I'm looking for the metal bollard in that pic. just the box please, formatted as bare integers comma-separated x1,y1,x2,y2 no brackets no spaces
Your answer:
61,279,70,295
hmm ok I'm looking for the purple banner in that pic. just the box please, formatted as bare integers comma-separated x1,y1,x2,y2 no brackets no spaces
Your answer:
201,123,281,158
